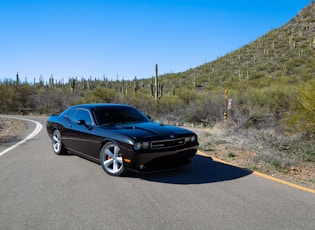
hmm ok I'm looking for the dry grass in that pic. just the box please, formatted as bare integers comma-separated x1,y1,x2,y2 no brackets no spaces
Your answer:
192,123,315,190
0,118,26,143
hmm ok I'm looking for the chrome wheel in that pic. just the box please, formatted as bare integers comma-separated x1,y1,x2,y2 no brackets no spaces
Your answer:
52,130,66,155
100,142,125,176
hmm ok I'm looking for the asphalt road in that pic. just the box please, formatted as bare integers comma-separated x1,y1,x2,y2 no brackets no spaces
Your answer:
0,116,314,230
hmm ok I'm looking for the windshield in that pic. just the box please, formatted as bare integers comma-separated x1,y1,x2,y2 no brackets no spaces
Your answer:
93,107,150,126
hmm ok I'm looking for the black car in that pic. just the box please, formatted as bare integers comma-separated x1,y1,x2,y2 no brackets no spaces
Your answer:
46,104,198,176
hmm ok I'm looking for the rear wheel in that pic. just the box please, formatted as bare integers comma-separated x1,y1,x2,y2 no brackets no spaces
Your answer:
100,142,125,176
52,129,66,155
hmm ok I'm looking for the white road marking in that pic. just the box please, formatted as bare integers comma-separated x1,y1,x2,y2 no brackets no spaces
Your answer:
0,116,43,157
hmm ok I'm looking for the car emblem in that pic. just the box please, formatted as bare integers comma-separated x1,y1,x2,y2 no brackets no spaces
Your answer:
170,135,175,139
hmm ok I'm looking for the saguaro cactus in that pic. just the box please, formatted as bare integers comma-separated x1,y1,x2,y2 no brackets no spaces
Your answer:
151,64,162,101
133,76,139,93
82,78,87,90
88,78,94,92
16,72,19,85
70,78,76,94
49,74,54,88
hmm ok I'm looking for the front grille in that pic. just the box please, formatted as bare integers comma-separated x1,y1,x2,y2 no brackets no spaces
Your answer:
151,138,185,149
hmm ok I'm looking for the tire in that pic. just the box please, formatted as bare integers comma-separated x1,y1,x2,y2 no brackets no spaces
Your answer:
52,129,66,155
100,142,125,176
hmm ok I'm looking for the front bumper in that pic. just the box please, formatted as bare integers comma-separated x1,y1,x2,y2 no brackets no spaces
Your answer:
123,145,198,172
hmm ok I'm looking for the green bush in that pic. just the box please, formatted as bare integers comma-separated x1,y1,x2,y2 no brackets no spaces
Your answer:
285,79,315,133
0,85,14,113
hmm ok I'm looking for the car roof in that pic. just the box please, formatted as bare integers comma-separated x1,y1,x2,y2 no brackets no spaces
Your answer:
59,103,135,115
68,103,135,110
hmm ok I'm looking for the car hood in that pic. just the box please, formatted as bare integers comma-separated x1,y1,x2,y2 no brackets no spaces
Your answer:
101,122,194,141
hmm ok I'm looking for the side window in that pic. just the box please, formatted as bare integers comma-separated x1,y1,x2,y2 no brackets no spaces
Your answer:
66,109,77,123
66,109,93,125
75,109,93,125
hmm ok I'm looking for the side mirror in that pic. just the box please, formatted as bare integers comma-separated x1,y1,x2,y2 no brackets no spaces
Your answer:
77,120,93,130
77,120,86,125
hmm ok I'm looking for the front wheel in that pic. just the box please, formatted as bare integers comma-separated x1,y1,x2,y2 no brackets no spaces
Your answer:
52,129,66,155
100,142,126,176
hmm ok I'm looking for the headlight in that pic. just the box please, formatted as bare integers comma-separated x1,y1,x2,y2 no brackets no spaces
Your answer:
142,142,150,149
185,136,196,143
134,142,150,151
134,143,142,151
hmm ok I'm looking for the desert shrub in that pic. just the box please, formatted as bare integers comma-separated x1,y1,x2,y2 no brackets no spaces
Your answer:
85,87,117,103
0,85,14,113
177,91,224,125
0,84,40,114
12,84,38,113
285,79,315,133
257,84,291,113
36,88,79,115
157,94,183,114
175,88,198,105
153,95,184,124
232,83,292,118
300,68,313,81
289,139,315,162
232,87,264,116
120,90,156,117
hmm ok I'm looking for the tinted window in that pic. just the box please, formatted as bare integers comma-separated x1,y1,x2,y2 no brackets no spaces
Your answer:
67,109,93,125
94,108,149,125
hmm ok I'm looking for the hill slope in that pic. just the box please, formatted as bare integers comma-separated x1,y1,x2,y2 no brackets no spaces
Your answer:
160,3,315,90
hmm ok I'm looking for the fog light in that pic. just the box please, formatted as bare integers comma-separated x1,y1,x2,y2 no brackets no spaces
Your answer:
140,164,145,169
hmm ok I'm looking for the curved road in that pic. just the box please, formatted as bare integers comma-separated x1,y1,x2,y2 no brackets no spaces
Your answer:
0,116,314,230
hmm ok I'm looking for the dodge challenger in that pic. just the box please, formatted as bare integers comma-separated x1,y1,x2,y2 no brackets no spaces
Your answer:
46,104,199,176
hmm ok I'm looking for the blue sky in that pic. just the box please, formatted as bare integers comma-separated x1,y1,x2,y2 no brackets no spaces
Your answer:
0,0,310,83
